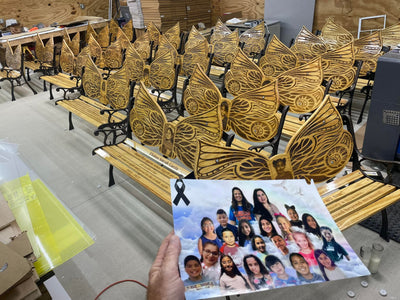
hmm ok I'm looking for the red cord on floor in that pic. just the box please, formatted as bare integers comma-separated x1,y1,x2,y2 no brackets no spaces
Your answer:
94,279,148,300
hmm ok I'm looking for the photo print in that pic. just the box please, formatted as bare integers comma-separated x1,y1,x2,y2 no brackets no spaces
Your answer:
171,179,370,299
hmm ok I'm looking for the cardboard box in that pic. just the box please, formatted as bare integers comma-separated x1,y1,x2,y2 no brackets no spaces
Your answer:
0,242,32,295
0,192,15,230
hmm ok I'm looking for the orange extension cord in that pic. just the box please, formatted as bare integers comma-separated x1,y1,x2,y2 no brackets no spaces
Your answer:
94,279,148,299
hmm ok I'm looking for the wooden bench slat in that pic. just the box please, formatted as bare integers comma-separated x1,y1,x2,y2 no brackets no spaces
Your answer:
335,189,400,230
322,177,375,205
329,184,396,220
95,146,173,204
123,139,190,177
41,73,78,88
318,170,364,196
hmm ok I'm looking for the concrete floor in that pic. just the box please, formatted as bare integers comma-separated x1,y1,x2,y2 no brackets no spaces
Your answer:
0,74,399,300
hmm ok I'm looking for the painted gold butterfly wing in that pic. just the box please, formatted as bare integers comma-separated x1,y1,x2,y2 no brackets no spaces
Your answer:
229,81,280,142
88,34,102,64
321,17,354,49
210,19,233,44
97,25,110,48
155,35,178,64
148,50,176,90
381,23,400,48
102,39,123,69
164,22,180,49
185,26,207,50
5,43,21,70
124,44,145,82
259,35,298,80
224,48,266,96
174,106,223,169
130,82,166,146
75,46,90,76
321,42,356,92
183,64,222,115
277,58,325,113
106,65,130,109
239,22,266,57
109,19,120,42
133,32,151,61
212,31,239,66
63,29,80,56
194,140,272,180
116,27,132,50
181,39,209,76
291,26,327,63
60,40,76,74
147,22,161,46
86,24,98,44
82,57,102,101
354,31,383,76
35,35,54,63
123,20,134,42
287,95,353,183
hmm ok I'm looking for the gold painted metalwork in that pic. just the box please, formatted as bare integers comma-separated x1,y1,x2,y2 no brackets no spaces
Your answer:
184,64,280,142
212,31,239,66
130,81,223,169
147,22,161,46
320,18,354,50
82,57,130,109
224,48,269,96
181,26,209,76
354,31,383,76
239,22,266,57
63,28,80,56
259,35,298,80
381,23,400,48
124,44,145,82
35,34,54,64
143,50,176,90
109,19,119,42
4,42,21,70
86,24,98,44
133,32,151,61
155,35,178,64
116,27,132,50
97,25,110,48
163,22,181,49
210,19,233,44
321,42,356,92
98,39,123,69
60,40,89,76
277,58,325,114
290,26,327,63
194,95,353,183
122,20,134,42
88,34,103,63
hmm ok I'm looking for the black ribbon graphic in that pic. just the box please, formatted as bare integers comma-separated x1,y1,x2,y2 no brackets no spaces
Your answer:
173,179,190,206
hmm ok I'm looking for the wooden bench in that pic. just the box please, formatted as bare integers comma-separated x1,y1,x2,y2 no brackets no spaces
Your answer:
41,72,80,100
317,114,400,238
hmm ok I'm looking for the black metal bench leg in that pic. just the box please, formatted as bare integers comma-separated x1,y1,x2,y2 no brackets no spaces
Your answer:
49,83,54,100
10,80,16,101
68,112,74,130
23,74,37,95
108,165,115,187
357,91,370,124
379,208,390,242
43,79,47,92
26,68,31,81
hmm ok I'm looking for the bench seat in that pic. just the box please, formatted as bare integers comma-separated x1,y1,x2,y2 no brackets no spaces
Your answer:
94,138,191,204
41,73,80,99
56,96,126,129
318,170,400,234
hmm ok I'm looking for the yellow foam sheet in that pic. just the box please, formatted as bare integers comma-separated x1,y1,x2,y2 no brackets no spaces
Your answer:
0,174,94,276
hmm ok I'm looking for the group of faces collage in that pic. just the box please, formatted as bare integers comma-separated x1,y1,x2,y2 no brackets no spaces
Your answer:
182,187,351,295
